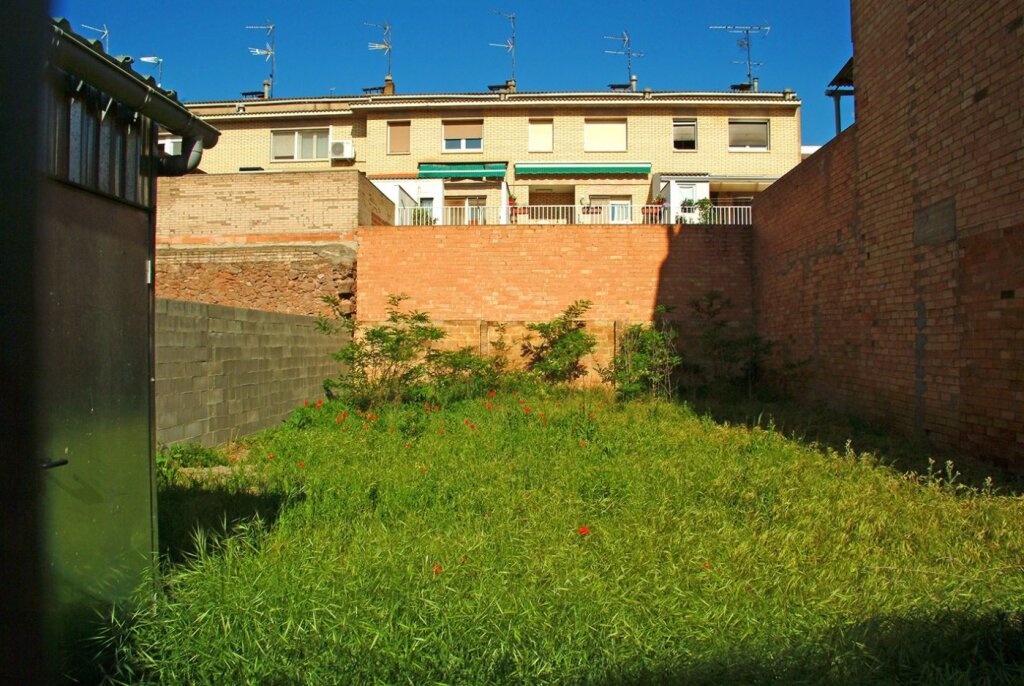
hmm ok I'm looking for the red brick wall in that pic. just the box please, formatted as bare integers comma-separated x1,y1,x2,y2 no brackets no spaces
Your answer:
357,223,753,378
753,0,1024,467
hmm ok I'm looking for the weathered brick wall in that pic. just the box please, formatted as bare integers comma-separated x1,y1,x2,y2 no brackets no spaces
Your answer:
156,244,356,317
357,223,753,378
753,0,1024,467
155,299,347,446
156,169,392,246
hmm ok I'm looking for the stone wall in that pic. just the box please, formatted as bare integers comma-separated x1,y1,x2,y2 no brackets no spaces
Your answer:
156,244,356,317
752,0,1023,467
155,299,347,446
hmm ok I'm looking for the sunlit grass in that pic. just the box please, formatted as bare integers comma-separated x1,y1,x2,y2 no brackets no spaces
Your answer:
109,390,1024,684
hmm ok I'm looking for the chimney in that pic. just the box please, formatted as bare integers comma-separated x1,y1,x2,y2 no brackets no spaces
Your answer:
752,77,759,92
505,79,517,93
262,79,271,99
383,75,395,95
630,74,637,92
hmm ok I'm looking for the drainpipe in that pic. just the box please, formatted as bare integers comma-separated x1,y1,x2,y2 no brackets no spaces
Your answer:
50,20,220,176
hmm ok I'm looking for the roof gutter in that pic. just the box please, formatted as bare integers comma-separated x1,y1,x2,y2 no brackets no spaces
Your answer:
51,20,220,175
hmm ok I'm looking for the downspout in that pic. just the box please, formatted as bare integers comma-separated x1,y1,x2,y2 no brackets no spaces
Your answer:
157,137,204,176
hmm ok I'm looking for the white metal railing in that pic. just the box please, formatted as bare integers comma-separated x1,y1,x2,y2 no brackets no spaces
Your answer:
395,204,751,226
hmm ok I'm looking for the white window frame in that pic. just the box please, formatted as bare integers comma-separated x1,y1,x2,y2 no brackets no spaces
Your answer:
441,120,484,153
728,119,770,151
270,128,330,162
583,118,628,152
672,119,697,151
159,137,183,156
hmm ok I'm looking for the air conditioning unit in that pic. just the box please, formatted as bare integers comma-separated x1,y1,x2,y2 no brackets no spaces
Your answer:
330,139,355,160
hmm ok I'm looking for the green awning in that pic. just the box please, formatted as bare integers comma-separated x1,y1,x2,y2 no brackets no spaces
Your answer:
514,162,651,175
418,162,507,179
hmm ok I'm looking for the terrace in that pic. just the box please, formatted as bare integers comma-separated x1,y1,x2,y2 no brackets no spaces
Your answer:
395,203,752,226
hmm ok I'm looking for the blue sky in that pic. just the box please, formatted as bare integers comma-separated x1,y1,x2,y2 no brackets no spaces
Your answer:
52,0,854,145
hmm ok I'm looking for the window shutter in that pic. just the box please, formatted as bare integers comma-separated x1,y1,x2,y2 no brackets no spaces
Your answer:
528,119,553,152
388,121,411,153
444,120,483,139
584,119,627,151
272,131,294,159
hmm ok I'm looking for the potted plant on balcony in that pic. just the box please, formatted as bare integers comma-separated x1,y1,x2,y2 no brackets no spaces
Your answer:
508,194,517,206
642,195,666,216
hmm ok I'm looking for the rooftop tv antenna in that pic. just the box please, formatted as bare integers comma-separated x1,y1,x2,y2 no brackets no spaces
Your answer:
80,23,109,52
604,31,644,87
709,24,770,88
366,21,393,78
489,10,517,82
139,56,163,87
246,22,276,96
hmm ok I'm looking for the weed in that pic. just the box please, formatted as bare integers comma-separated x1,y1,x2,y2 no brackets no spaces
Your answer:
598,305,681,400
521,300,597,383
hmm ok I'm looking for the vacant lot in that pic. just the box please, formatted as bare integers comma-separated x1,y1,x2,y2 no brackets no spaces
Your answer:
110,391,1024,684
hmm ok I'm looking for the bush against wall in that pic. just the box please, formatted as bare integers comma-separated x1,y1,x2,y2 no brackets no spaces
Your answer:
598,306,681,400
520,300,597,384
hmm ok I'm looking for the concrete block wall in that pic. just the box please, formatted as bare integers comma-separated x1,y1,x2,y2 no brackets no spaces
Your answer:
155,298,347,447
752,0,1023,467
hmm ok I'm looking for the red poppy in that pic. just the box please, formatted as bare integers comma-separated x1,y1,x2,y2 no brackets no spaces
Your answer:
524,406,532,414
579,440,587,446
298,461,305,468
342,411,349,419
432,563,442,574
304,400,310,407
315,399,323,409
464,419,471,426
438,428,445,435
405,443,412,449
266,453,275,460
433,405,440,412
470,424,476,430
486,403,493,411
702,562,711,570
578,526,590,536
230,456,238,463
488,390,496,398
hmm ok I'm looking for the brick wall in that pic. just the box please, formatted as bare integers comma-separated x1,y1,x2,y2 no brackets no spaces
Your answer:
357,223,753,378
156,168,392,246
155,299,347,446
753,0,1024,467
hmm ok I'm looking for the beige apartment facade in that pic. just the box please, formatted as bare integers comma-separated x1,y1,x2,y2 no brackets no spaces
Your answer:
174,83,802,225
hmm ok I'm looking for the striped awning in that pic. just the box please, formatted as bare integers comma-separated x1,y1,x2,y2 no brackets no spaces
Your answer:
514,162,651,175
418,162,507,179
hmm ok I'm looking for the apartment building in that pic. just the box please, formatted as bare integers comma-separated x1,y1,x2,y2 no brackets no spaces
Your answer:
171,79,802,225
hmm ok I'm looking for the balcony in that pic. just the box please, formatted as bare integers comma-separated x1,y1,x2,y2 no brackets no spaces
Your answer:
395,204,752,226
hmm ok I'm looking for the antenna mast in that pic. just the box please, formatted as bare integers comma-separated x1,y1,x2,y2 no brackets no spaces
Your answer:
367,22,393,78
709,24,770,87
80,23,110,52
603,31,644,85
489,10,517,82
246,22,276,96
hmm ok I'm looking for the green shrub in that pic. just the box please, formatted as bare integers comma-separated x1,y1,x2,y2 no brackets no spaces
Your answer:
598,307,681,400
521,300,597,383
321,294,445,406
689,290,773,398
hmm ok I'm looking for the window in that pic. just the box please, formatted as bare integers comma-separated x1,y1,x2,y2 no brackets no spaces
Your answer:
443,120,483,151
584,118,627,152
271,128,329,160
159,137,182,156
528,119,553,152
388,121,410,154
673,119,696,150
728,120,769,150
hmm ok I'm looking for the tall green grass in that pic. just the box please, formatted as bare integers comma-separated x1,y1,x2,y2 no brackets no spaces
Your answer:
106,391,1024,684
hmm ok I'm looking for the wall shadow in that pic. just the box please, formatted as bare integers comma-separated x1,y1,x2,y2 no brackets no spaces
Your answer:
596,609,1024,685
158,483,295,564
687,396,1024,495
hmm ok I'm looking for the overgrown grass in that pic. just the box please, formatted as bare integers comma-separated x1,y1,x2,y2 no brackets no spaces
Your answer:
106,391,1024,684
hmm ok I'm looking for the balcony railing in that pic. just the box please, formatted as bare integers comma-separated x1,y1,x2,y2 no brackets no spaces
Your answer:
396,204,752,226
